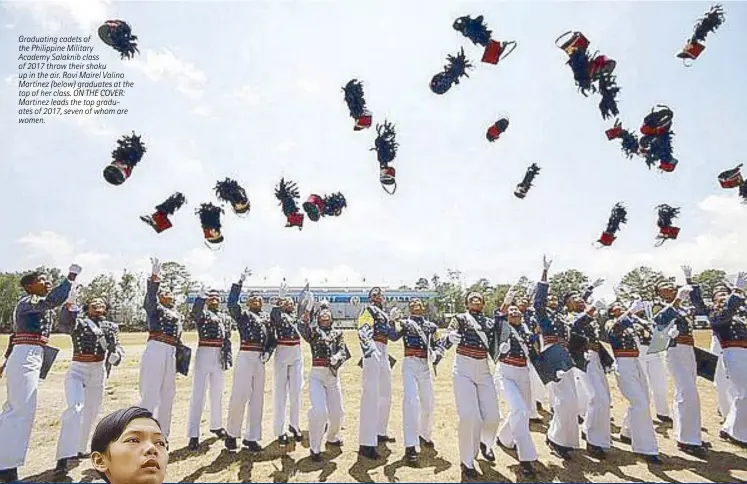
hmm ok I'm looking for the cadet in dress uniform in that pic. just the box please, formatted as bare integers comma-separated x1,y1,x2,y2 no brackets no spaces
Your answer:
494,301,539,478
690,273,747,447
299,307,349,462
186,286,232,450
607,300,661,463
138,257,183,440
395,298,442,464
631,304,671,424
225,268,274,452
55,295,124,473
652,265,709,456
358,287,400,460
270,293,304,445
442,291,500,479
516,296,546,420
0,265,79,483
533,257,579,460
567,293,611,459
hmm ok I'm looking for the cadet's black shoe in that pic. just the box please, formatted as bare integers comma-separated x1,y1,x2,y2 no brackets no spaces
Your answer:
278,434,289,446
677,442,706,457
55,458,70,474
519,461,536,478
419,436,435,448
657,414,673,424
310,450,323,462
378,434,395,443
405,446,418,464
479,442,495,461
289,426,303,443
546,439,571,460
643,454,662,464
701,440,712,449
210,428,227,439
587,444,607,459
578,415,585,424
225,437,237,450
529,416,543,423
0,468,18,483
188,438,199,451
581,431,587,442
536,402,544,412
358,445,380,460
326,439,343,447
619,435,632,445
461,464,478,479
243,440,262,452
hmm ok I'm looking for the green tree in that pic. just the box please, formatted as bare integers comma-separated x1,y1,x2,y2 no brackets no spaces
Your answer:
548,269,589,297
78,273,118,306
160,262,195,327
618,266,670,303
0,272,22,331
414,277,430,291
693,269,727,299
113,270,146,331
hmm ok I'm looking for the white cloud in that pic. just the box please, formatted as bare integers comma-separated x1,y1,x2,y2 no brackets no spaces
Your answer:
128,49,207,101
229,85,261,106
18,231,113,282
4,0,111,32
276,140,297,152
296,78,321,94
192,105,217,119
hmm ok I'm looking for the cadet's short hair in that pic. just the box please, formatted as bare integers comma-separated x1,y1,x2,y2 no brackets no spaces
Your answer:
91,407,162,483
19,271,42,289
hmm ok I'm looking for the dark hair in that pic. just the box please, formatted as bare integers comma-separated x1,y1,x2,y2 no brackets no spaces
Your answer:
368,287,383,298
19,271,42,288
91,407,162,482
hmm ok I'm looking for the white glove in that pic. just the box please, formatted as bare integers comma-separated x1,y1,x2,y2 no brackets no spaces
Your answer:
736,271,747,290
542,255,552,271
556,369,566,380
330,353,340,366
667,326,680,339
584,350,594,361
65,283,79,304
593,300,606,311
591,277,605,288
503,286,518,306
676,285,692,300
278,279,288,298
628,300,645,315
389,307,403,321
239,267,252,283
150,257,162,277
448,331,462,345
260,352,271,364
107,348,123,366
196,283,207,299
681,265,693,280
643,301,654,320
68,264,82,275
499,342,510,354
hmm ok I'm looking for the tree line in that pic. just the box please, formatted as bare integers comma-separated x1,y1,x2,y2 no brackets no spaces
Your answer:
0,264,728,332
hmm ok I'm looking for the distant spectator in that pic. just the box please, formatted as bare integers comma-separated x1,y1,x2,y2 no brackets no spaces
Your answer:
90,407,167,484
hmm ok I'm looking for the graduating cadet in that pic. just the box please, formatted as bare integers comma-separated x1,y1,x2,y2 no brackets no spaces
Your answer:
299,306,349,461
689,272,747,447
55,293,124,473
357,287,400,460
395,298,442,464
225,268,274,451
632,303,672,423
442,291,500,479
270,285,305,445
186,286,232,450
0,264,79,483
533,257,579,459
495,296,539,477
652,265,709,456
606,300,661,463
138,257,183,440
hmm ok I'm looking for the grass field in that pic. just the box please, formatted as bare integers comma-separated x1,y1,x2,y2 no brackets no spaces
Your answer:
0,330,745,483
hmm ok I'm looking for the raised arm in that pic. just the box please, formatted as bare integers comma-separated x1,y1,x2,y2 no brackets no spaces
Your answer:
681,266,708,315
144,277,160,316
58,303,80,334
227,268,251,321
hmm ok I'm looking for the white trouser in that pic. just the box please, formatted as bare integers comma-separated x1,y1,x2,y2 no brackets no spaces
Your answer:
226,351,265,442
547,366,580,449
402,357,434,449
187,346,224,438
0,345,43,469
307,367,343,453
721,347,747,443
577,352,611,449
616,357,658,455
710,336,736,419
528,363,545,418
273,344,303,437
452,354,500,470
496,363,538,462
574,367,588,419
137,340,177,438
56,361,105,460
638,345,670,418
359,341,392,446
666,344,702,445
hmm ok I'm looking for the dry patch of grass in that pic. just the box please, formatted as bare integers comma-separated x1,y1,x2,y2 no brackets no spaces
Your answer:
0,331,745,482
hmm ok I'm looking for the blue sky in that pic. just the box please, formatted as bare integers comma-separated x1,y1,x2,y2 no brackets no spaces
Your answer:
1,0,746,297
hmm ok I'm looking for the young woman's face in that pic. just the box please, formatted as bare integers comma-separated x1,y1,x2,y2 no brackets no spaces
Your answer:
94,418,168,484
